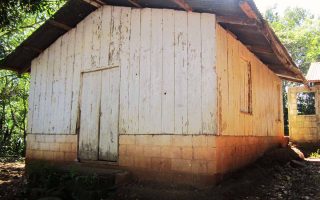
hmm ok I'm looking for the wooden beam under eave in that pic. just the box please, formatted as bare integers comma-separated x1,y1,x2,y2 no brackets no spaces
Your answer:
276,74,304,83
246,45,273,55
216,16,259,26
171,0,192,12
128,0,142,8
239,0,259,20
23,46,42,54
48,20,72,31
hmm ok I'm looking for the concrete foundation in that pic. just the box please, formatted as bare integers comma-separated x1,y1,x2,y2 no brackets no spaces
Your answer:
26,134,284,186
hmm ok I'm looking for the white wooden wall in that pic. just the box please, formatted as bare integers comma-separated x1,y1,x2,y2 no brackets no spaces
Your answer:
28,6,217,135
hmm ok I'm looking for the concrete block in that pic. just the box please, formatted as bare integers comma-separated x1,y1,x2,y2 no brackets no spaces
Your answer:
27,134,36,142
181,147,193,159
171,159,192,173
71,143,77,152
36,134,46,142
153,135,172,146
136,135,153,146
119,144,127,156
192,135,207,147
40,142,50,151
119,135,136,145
66,135,77,143
59,143,72,152
192,160,208,174
172,135,192,147
55,135,66,143
44,135,55,143
143,146,161,157
64,152,77,161
119,156,134,167
43,151,54,160
49,143,59,151
151,158,172,172
54,151,65,161
207,136,216,148
207,161,216,174
161,146,182,159
193,147,216,161
134,157,151,169
126,145,143,156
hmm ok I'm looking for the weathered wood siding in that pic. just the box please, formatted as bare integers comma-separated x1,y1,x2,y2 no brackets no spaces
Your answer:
28,6,217,135
216,24,283,136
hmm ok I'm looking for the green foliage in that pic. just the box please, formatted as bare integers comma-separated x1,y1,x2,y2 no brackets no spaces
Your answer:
297,92,316,115
265,7,320,135
0,70,29,156
265,7,320,74
310,149,320,159
0,0,65,60
0,1,64,156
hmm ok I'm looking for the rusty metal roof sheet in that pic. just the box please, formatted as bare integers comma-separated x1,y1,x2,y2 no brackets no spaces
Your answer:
0,0,306,83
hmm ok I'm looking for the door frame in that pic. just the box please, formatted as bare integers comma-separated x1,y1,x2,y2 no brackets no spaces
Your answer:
77,65,120,163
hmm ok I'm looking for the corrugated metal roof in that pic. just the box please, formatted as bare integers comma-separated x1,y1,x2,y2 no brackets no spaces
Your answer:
0,0,306,83
306,62,320,82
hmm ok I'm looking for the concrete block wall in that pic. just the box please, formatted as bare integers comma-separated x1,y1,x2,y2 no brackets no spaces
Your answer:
25,133,283,186
118,135,217,185
215,136,284,175
26,134,77,161
288,86,320,142
118,134,284,185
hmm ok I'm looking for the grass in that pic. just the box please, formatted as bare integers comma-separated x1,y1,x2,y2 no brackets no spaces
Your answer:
309,149,320,158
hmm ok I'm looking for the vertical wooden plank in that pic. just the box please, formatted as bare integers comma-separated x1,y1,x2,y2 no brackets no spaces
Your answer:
174,11,188,135
150,9,163,133
50,38,62,133
99,67,120,161
216,25,228,135
138,8,151,134
91,7,102,68
32,56,42,133
161,9,175,134
226,34,235,135
79,71,101,160
187,12,202,134
108,7,121,66
64,29,76,134
57,34,68,133
128,9,141,134
233,39,241,136
44,43,55,133
100,6,112,67
82,12,94,70
70,21,84,134
38,50,49,134
119,7,131,134
201,13,217,134
27,58,38,133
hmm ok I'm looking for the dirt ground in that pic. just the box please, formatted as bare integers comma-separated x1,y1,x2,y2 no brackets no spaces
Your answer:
1,145,320,200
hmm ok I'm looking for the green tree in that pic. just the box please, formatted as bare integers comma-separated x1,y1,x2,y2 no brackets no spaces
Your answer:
0,1,65,156
265,7,320,134
265,7,320,74
0,71,29,156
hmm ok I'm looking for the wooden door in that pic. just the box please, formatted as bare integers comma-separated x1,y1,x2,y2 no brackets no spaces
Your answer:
99,68,120,161
78,67,120,161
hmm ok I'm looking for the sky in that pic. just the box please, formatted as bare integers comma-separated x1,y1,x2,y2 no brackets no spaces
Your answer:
254,0,320,15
